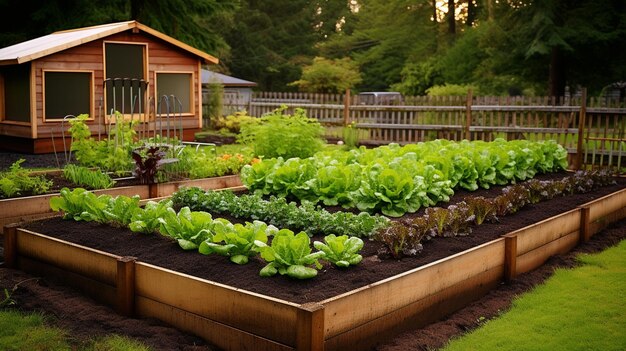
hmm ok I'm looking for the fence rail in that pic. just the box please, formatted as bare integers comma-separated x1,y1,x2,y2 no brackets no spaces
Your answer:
219,90,626,173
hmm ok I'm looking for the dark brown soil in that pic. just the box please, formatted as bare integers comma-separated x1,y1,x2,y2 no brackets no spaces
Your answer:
1,172,625,350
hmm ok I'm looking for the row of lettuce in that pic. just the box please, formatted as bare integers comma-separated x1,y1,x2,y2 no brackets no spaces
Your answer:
48,168,615,279
241,139,568,217
50,188,367,279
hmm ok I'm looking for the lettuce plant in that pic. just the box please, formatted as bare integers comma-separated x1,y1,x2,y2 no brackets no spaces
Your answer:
199,220,277,264
50,187,93,221
313,234,364,267
255,230,325,279
375,219,428,258
102,194,141,227
464,196,497,225
129,199,173,234
158,207,214,250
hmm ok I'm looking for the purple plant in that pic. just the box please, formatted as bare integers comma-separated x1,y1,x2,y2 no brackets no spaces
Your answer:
132,145,178,184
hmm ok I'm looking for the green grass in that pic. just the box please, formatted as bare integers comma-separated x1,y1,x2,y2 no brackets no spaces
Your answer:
442,239,626,351
0,309,152,351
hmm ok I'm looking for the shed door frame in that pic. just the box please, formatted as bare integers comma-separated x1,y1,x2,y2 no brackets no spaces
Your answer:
103,41,148,118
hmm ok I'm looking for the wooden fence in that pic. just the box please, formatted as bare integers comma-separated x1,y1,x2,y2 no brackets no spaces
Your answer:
224,90,626,173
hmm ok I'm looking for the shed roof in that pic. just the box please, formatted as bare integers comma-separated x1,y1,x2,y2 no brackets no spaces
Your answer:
0,20,218,66
201,69,257,87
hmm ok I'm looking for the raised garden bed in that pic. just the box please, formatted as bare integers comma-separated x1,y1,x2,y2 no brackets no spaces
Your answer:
3,177,625,351
0,174,243,235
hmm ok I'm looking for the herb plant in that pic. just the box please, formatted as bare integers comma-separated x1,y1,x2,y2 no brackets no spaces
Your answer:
0,159,52,198
63,164,115,189
131,145,178,184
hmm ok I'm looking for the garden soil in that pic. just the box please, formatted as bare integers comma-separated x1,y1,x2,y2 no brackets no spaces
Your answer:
1,152,625,350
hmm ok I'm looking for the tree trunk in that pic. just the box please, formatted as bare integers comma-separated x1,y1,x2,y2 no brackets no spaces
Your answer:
548,47,566,99
447,0,456,34
467,0,476,27
432,0,438,22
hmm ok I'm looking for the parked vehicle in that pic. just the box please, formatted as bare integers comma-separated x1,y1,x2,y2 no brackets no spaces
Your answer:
357,92,403,105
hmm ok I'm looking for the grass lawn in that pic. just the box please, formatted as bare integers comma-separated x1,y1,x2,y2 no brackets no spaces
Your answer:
0,309,150,351
442,239,626,351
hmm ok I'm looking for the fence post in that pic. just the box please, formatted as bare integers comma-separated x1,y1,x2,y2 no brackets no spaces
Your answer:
465,89,473,141
344,89,351,126
576,88,587,170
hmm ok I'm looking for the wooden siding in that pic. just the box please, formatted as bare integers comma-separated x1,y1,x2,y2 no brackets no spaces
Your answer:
29,31,202,139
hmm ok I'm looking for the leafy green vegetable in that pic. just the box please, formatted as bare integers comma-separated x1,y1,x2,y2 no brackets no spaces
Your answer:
313,234,363,267
129,200,173,234
255,230,325,279
101,194,141,227
158,207,214,250
50,187,92,221
199,220,276,264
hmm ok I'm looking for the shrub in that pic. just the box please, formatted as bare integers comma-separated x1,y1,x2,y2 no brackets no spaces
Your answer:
238,105,325,159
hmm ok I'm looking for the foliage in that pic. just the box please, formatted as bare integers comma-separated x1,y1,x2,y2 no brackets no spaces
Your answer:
372,169,617,257
131,145,178,184
464,196,497,225
426,84,477,96
204,78,223,128
375,220,427,259
313,234,363,268
241,139,568,217
199,220,276,264
69,113,136,173
210,110,260,134
158,207,214,250
171,187,389,238
182,148,255,179
63,164,115,189
0,159,52,198
129,199,173,234
238,105,325,159
289,56,362,93
255,230,325,279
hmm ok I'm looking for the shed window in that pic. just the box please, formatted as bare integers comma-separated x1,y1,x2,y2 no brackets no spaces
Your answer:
1,64,31,123
105,43,146,114
44,71,92,120
157,73,192,113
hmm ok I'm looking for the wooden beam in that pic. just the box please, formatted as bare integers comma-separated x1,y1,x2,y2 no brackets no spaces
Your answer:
2,223,18,268
296,303,325,351
116,256,136,317
579,206,591,243
508,209,580,256
504,234,518,281
576,88,587,169
516,231,579,275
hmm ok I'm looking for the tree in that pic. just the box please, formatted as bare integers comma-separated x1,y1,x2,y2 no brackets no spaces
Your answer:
219,0,319,91
289,56,362,93
0,0,236,59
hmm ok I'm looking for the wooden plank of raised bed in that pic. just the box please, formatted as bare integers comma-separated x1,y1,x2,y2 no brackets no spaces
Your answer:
16,228,120,286
0,185,150,222
134,262,301,346
508,209,580,256
135,296,293,351
18,256,117,307
588,206,626,237
152,175,242,197
585,188,626,222
323,266,503,351
321,238,505,339
515,230,579,275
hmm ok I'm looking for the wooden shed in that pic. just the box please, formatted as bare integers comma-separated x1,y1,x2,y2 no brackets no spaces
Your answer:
0,21,218,153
